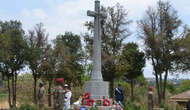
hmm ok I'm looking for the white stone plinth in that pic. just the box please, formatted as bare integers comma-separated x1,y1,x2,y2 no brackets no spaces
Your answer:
84,81,109,99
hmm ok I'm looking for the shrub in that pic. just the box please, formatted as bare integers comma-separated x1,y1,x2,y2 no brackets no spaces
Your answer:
124,100,146,110
161,103,184,110
18,104,38,110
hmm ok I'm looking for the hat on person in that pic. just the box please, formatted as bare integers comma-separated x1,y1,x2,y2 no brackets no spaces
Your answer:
118,83,121,87
39,82,44,87
56,78,64,84
64,84,69,87
149,86,153,91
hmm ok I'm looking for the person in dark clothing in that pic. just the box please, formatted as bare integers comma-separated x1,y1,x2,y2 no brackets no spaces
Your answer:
148,86,153,110
186,100,190,110
115,83,124,106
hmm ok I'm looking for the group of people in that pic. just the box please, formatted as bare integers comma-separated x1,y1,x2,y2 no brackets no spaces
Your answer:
38,78,72,110
38,81,125,110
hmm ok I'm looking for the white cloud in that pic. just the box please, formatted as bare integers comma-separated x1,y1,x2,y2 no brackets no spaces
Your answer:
21,8,48,20
19,0,159,40
32,9,48,19
21,9,31,17
170,0,190,16
143,60,153,78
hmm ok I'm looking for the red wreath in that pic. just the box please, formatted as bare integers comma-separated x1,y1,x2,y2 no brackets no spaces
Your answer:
84,93,90,99
103,99,111,106
87,99,95,106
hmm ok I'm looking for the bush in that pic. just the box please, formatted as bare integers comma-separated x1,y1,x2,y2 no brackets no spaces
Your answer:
124,100,146,110
176,104,184,110
161,103,184,110
176,80,190,94
166,82,177,94
18,104,38,110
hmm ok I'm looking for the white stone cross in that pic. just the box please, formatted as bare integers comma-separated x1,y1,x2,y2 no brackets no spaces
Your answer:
87,0,106,81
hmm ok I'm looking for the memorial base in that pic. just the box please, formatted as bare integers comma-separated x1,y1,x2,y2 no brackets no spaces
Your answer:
84,81,109,100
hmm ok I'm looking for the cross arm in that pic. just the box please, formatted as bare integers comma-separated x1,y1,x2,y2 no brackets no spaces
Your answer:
87,10,107,18
87,10,96,17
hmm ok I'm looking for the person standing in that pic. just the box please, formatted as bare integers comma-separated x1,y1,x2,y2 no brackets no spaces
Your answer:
63,84,72,110
38,82,45,110
148,86,154,110
115,83,124,106
53,78,64,110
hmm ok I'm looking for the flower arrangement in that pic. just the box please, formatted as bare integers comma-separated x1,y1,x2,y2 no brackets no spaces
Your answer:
84,93,90,99
87,99,95,106
103,99,111,106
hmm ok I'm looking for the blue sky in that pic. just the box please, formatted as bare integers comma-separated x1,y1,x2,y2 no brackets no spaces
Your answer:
1,0,190,78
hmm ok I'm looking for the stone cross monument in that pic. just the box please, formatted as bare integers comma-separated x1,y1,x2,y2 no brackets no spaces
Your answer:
85,0,109,100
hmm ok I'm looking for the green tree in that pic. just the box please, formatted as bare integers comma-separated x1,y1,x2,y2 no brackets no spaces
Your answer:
25,23,48,105
173,29,190,72
116,43,145,101
0,25,12,107
53,32,84,85
41,44,57,107
0,20,28,108
166,82,177,94
138,1,182,105
84,3,131,97
176,80,190,94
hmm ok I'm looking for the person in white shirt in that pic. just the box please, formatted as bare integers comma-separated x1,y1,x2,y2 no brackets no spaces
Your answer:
63,84,72,110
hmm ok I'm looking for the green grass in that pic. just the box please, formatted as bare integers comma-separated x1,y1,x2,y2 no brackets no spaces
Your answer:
0,93,8,102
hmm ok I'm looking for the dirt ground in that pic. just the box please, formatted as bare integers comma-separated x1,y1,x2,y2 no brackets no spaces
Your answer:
0,101,20,109
0,101,9,109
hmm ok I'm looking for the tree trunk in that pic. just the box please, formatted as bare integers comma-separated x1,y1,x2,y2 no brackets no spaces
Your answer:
34,76,37,105
159,72,164,105
11,75,14,107
13,74,17,108
155,73,161,106
110,79,114,98
11,74,16,109
163,70,168,100
7,77,12,108
131,79,134,102
152,57,161,106
159,73,162,97
48,81,52,107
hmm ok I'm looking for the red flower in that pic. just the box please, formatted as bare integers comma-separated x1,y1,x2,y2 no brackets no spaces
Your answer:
84,93,90,99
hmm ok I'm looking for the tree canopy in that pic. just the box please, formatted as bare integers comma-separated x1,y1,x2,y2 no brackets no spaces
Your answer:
138,0,183,105
53,32,84,85
116,42,145,101
0,20,28,108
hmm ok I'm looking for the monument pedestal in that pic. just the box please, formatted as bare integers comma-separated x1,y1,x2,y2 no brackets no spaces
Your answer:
84,81,109,99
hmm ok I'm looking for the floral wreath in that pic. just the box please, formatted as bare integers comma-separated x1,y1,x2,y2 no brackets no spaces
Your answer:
87,99,95,106
103,99,111,106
